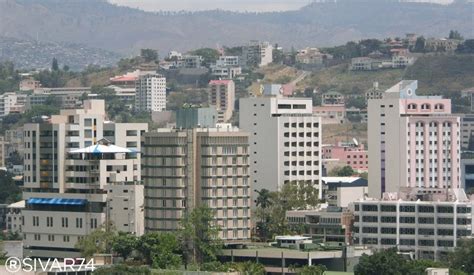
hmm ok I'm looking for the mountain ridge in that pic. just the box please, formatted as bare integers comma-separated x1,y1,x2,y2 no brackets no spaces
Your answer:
0,0,472,54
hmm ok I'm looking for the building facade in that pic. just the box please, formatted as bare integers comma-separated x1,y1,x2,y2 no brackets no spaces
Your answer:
241,41,273,67
209,80,235,123
176,107,218,129
143,128,251,242
322,141,369,172
368,80,460,198
21,100,148,258
352,196,473,260
135,73,167,112
239,97,322,196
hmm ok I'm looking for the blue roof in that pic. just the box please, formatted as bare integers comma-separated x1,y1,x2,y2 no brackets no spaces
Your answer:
27,198,87,206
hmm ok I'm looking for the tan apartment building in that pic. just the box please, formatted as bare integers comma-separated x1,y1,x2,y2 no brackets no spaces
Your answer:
143,127,251,242
209,80,235,123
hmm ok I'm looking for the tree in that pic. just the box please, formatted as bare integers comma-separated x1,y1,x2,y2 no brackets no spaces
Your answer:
0,171,21,204
93,264,151,275
456,39,474,53
413,36,426,53
448,238,474,273
291,265,327,275
448,30,463,40
354,249,410,275
111,232,138,259
75,224,116,257
140,49,158,63
137,232,162,264
52,58,59,71
330,166,355,177
151,233,182,269
180,205,222,265
232,261,266,275
189,48,220,67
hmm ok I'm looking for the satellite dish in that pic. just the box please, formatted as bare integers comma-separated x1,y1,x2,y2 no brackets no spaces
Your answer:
353,138,359,146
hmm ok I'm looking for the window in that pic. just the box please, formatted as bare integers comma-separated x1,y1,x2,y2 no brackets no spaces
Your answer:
400,228,415,235
418,228,434,235
407,103,417,110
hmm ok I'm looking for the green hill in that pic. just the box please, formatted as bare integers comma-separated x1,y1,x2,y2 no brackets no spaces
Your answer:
404,54,474,95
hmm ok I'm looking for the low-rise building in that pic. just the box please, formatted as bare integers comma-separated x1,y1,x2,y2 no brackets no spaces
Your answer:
241,40,273,67
19,78,41,91
322,177,368,207
6,200,25,234
313,105,346,124
287,206,354,244
352,189,473,260
322,141,368,172
425,38,462,52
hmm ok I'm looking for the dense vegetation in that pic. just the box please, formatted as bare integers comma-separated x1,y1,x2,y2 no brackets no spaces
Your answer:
354,241,474,275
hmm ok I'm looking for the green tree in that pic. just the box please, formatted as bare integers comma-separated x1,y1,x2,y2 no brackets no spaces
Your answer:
448,238,474,273
330,166,355,177
189,48,220,67
140,48,158,63
75,224,116,257
137,232,162,264
456,39,474,53
354,249,410,275
180,205,221,265
413,36,426,53
292,264,327,275
151,233,182,269
232,261,266,275
93,264,151,275
52,57,59,71
111,232,138,259
0,171,21,204
448,30,463,40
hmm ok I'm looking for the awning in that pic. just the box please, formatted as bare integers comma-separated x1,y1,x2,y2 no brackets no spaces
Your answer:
27,198,87,206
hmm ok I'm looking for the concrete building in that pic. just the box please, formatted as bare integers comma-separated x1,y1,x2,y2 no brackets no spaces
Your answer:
287,206,354,244
460,114,474,151
215,56,240,67
425,38,462,52
239,97,322,196
0,93,26,116
461,155,474,191
352,190,473,260
176,107,218,129
313,105,346,125
142,127,251,242
368,80,460,198
365,82,384,102
322,177,368,208
322,141,368,172
6,200,25,234
211,66,242,79
19,78,41,91
135,72,167,112
209,80,235,123
350,57,379,71
21,100,148,258
26,87,93,110
241,41,273,67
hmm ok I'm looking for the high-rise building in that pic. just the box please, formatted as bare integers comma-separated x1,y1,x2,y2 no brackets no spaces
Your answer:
22,100,148,258
368,80,460,198
239,97,322,197
209,80,235,123
142,127,251,242
135,72,167,112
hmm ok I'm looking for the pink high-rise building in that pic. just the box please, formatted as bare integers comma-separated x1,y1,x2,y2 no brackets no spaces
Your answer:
368,80,460,198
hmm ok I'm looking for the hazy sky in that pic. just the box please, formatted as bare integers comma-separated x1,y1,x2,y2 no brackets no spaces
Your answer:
108,0,454,12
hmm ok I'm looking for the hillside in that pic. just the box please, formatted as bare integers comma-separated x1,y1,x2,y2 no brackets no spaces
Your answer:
0,36,123,71
0,0,472,54
404,54,474,94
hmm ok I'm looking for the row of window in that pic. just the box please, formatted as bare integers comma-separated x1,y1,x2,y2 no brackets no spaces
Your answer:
356,204,471,213
31,216,98,229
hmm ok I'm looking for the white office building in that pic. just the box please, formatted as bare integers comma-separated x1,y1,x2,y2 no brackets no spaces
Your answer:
352,190,473,260
135,73,167,112
22,100,148,258
239,97,322,196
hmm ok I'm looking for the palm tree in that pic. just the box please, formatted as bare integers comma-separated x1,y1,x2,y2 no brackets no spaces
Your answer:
255,189,272,209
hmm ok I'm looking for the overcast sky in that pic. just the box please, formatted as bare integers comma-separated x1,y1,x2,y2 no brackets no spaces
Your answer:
108,0,454,12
